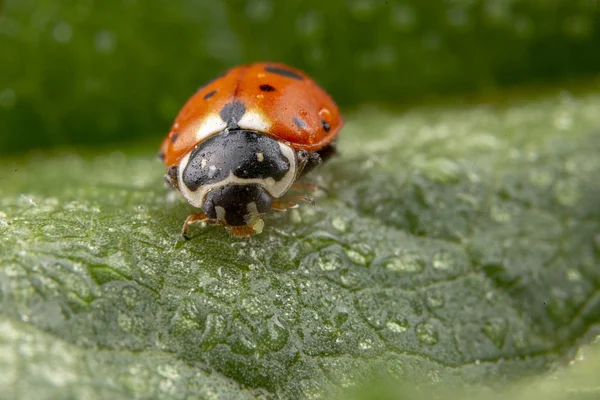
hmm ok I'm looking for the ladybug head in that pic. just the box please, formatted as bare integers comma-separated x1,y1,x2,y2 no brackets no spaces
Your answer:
174,129,299,227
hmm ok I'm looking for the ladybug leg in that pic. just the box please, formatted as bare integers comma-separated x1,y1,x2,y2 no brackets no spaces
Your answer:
164,166,179,190
291,181,329,194
181,212,209,240
271,195,315,212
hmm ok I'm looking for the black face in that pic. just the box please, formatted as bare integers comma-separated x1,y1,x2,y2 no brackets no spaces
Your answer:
182,129,291,191
182,129,292,226
202,184,272,226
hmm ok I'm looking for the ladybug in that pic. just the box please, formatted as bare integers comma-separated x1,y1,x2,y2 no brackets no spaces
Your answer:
159,62,344,238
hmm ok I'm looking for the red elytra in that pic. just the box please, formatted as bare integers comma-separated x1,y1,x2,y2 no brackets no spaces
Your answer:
159,62,344,167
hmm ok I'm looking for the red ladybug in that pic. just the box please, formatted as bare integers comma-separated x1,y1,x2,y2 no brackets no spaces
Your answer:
159,62,344,238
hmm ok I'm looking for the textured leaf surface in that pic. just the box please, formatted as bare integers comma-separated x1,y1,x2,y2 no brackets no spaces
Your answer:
1,91,600,398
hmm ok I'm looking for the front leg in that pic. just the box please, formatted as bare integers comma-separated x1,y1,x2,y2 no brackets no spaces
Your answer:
181,212,209,240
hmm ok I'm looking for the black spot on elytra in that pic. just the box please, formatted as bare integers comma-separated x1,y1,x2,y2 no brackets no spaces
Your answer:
259,84,276,92
293,117,307,129
171,133,179,143
322,119,331,132
264,65,303,80
220,100,246,128
204,90,217,99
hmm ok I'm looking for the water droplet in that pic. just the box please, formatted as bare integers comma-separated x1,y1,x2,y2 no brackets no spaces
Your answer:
317,251,344,271
426,294,445,309
53,21,73,43
94,30,116,53
482,318,508,349
339,268,361,288
385,360,404,377
344,243,374,266
239,335,257,351
431,249,454,271
566,269,582,281
386,318,408,333
553,179,581,206
117,311,133,332
202,313,227,342
358,337,373,350
259,316,289,352
0,88,16,108
240,296,266,317
416,322,439,345
330,216,348,232
364,309,387,329
385,251,425,273
334,307,350,326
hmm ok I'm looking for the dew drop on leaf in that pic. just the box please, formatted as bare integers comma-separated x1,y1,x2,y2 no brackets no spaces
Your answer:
344,243,374,266
358,337,373,350
330,216,349,232
339,268,361,288
416,321,439,345
385,251,425,273
312,250,345,272
426,294,445,309
386,317,409,333
482,318,508,349
431,249,454,271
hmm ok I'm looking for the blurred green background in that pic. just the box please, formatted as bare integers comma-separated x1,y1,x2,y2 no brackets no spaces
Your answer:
1,0,599,155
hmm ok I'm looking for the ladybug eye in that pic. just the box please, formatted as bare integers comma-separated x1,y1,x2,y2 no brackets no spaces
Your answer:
168,166,178,179
259,84,276,92
297,150,309,160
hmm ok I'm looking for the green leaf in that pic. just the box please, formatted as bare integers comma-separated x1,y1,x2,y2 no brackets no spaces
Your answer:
1,91,600,398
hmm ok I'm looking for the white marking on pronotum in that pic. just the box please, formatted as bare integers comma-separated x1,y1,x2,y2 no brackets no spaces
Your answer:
237,110,271,133
194,115,228,143
256,152,264,162
177,142,297,208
